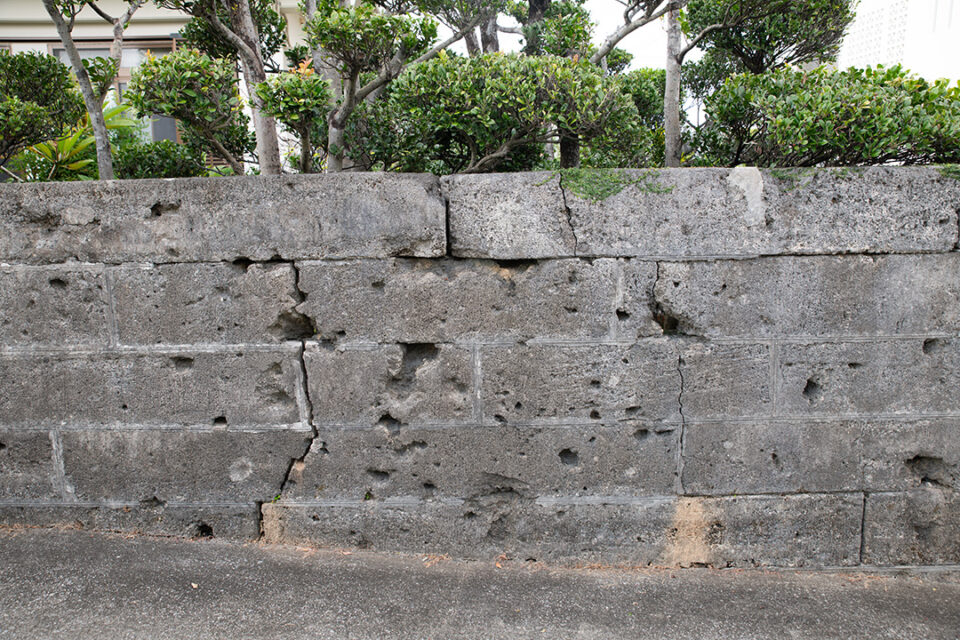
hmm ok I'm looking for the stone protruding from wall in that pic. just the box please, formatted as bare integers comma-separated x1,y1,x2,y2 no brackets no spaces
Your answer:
1,168,959,569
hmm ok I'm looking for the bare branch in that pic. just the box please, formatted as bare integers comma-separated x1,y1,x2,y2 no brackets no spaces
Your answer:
590,0,674,65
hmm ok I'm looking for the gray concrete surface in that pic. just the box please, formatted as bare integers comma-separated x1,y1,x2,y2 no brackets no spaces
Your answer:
0,527,958,640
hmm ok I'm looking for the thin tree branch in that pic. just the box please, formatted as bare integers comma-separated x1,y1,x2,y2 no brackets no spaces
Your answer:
589,0,673,65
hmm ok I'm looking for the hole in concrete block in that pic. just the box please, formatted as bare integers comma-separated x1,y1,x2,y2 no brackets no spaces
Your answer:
616,309,631,321
140,496,165,509
192,522,214,539
923,338,946,355
399,343,439,379
150,201,180,218
847,362,863,369
590,410,601,420
171,356,194,370
559,448,580,466
48,277,68,289
494,414,507,424
212,416,228,427
371,280,385,289
633,428,650,441
231,257,254,271
378,413,402,432
802,377,822,403
625,406,642,417
422,482,437,495
367,469,390,482
0,441,6,452
564,306,578,314
269,310,315,341
493,259,537,274
905,455,954,488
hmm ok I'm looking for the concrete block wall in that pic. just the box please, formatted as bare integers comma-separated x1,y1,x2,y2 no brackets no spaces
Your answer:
1,168,958,568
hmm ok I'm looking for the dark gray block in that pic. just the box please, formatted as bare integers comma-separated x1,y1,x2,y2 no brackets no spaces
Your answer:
0,431,57,500
0,350,303,428
0,503,261,541
682,420,861,495
864,489,960,566
860,418,960,491
679,342,773,419
0,174,445,264
777,340,960,416
296,258,658,342
264,493,861,567
61,430,312,503
0,266,110,347
479,341,681,425
112,262,310,345
305,343,473,427
283,423,679,500
655,255,960,338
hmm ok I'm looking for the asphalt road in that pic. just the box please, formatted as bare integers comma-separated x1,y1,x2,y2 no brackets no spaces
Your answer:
1,526,958,639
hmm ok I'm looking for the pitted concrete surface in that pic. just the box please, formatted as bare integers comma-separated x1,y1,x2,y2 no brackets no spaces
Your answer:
0,527,958,639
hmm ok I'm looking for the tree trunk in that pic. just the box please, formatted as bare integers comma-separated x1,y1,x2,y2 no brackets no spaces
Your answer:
664,7,683,168
233,0,282,175
463,29,481,56
239,57,282,175
327,120,346,172
523,0,551,55
559,133,580,169
42,0,115,180
480,15,499,53
299,127,313,174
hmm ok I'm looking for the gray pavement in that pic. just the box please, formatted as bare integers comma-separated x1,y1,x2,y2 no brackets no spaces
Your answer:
1,526,958,640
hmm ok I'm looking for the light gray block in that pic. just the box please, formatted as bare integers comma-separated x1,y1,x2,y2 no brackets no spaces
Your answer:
296,258,657,342
864,489,960,566
682,420,861,495
655,255,960,338
445,168,958,259
0,431,57,500
284,423,679,500
778,340,960,416
0,174,445,264
0,350,303,428
0,266,110,347
61,430,312,503
112,262,311,345
443,172,575,258
680,342,773,419
860,419,960,491
0,503,261,541
480,341,681,425
305,343,473,426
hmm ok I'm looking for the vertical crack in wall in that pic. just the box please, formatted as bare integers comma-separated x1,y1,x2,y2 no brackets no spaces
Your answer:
556,172,580,256
258,260,319,541
676,345,687,496
443,190,454,258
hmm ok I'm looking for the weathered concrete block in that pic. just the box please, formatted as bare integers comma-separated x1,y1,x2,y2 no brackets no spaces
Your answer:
0,174,445,264
762,166,959,254
860,419,960,491
0,266,110,347
480,341,681,425
264,493,861,567
705,494,862,568
443,172,575,258
618,259,668,340
679,342,772,419
682,420,861,495
655,255,960,338
305,343,473,426
446,168,958,258
263,499,678,564
864,489,960,565
112,262,310,345
61,430,312,503
0,350,303,428
296,258,658,342
778,340,960,416
283,422,679,500
0,503,261,541
0,431,57,500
